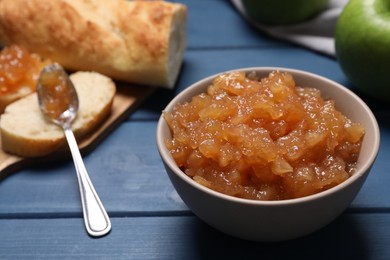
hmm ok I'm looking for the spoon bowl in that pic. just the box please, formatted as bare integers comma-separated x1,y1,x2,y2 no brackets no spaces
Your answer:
37,63,111,237
38,63,78,126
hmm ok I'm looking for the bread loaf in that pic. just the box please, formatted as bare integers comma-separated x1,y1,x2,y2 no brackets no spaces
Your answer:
0,0,187,88
0,71,116,157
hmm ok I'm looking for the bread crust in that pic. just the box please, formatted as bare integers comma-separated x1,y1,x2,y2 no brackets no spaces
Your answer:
0,0,187,88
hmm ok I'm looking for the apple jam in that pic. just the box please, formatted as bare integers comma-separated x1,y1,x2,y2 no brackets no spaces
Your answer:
164,71,365,200
38,66,75,120
0,45,50,94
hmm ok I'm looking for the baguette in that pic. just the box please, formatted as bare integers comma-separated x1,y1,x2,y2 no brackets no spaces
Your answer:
0,0,187,88
0,71,116,157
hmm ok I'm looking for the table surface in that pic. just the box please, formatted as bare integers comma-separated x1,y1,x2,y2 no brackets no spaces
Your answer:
1,0,390,259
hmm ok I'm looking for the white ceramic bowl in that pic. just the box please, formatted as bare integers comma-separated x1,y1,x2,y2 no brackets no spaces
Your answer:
156,67,380,242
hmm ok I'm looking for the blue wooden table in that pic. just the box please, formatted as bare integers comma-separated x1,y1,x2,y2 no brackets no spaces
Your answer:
1,0,389,259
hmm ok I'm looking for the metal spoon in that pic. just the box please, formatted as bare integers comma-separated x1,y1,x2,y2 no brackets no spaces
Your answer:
37,63,111,237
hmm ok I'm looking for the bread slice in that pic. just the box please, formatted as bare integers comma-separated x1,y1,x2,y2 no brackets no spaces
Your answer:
0,0,187,88
0,86,34,114
0,71,116,157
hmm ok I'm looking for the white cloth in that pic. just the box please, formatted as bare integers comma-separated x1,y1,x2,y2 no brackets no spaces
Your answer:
231,0,349,57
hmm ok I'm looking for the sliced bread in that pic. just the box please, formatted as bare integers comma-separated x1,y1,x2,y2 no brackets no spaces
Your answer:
0,71,116,157
0,86,34,115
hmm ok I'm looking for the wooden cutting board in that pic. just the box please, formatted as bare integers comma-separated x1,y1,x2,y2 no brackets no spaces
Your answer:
0,82,155,179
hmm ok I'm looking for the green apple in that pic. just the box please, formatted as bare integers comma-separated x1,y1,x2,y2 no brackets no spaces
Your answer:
335,0,390,100
241,0,329,25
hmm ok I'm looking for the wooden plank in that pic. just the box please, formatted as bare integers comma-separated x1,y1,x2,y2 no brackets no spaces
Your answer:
0,121,388,215
181,0,287,49
352,125,390,209
0,213,389,259
0,122,189,215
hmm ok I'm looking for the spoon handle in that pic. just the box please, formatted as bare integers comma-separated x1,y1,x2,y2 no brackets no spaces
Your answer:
63,126,112,237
